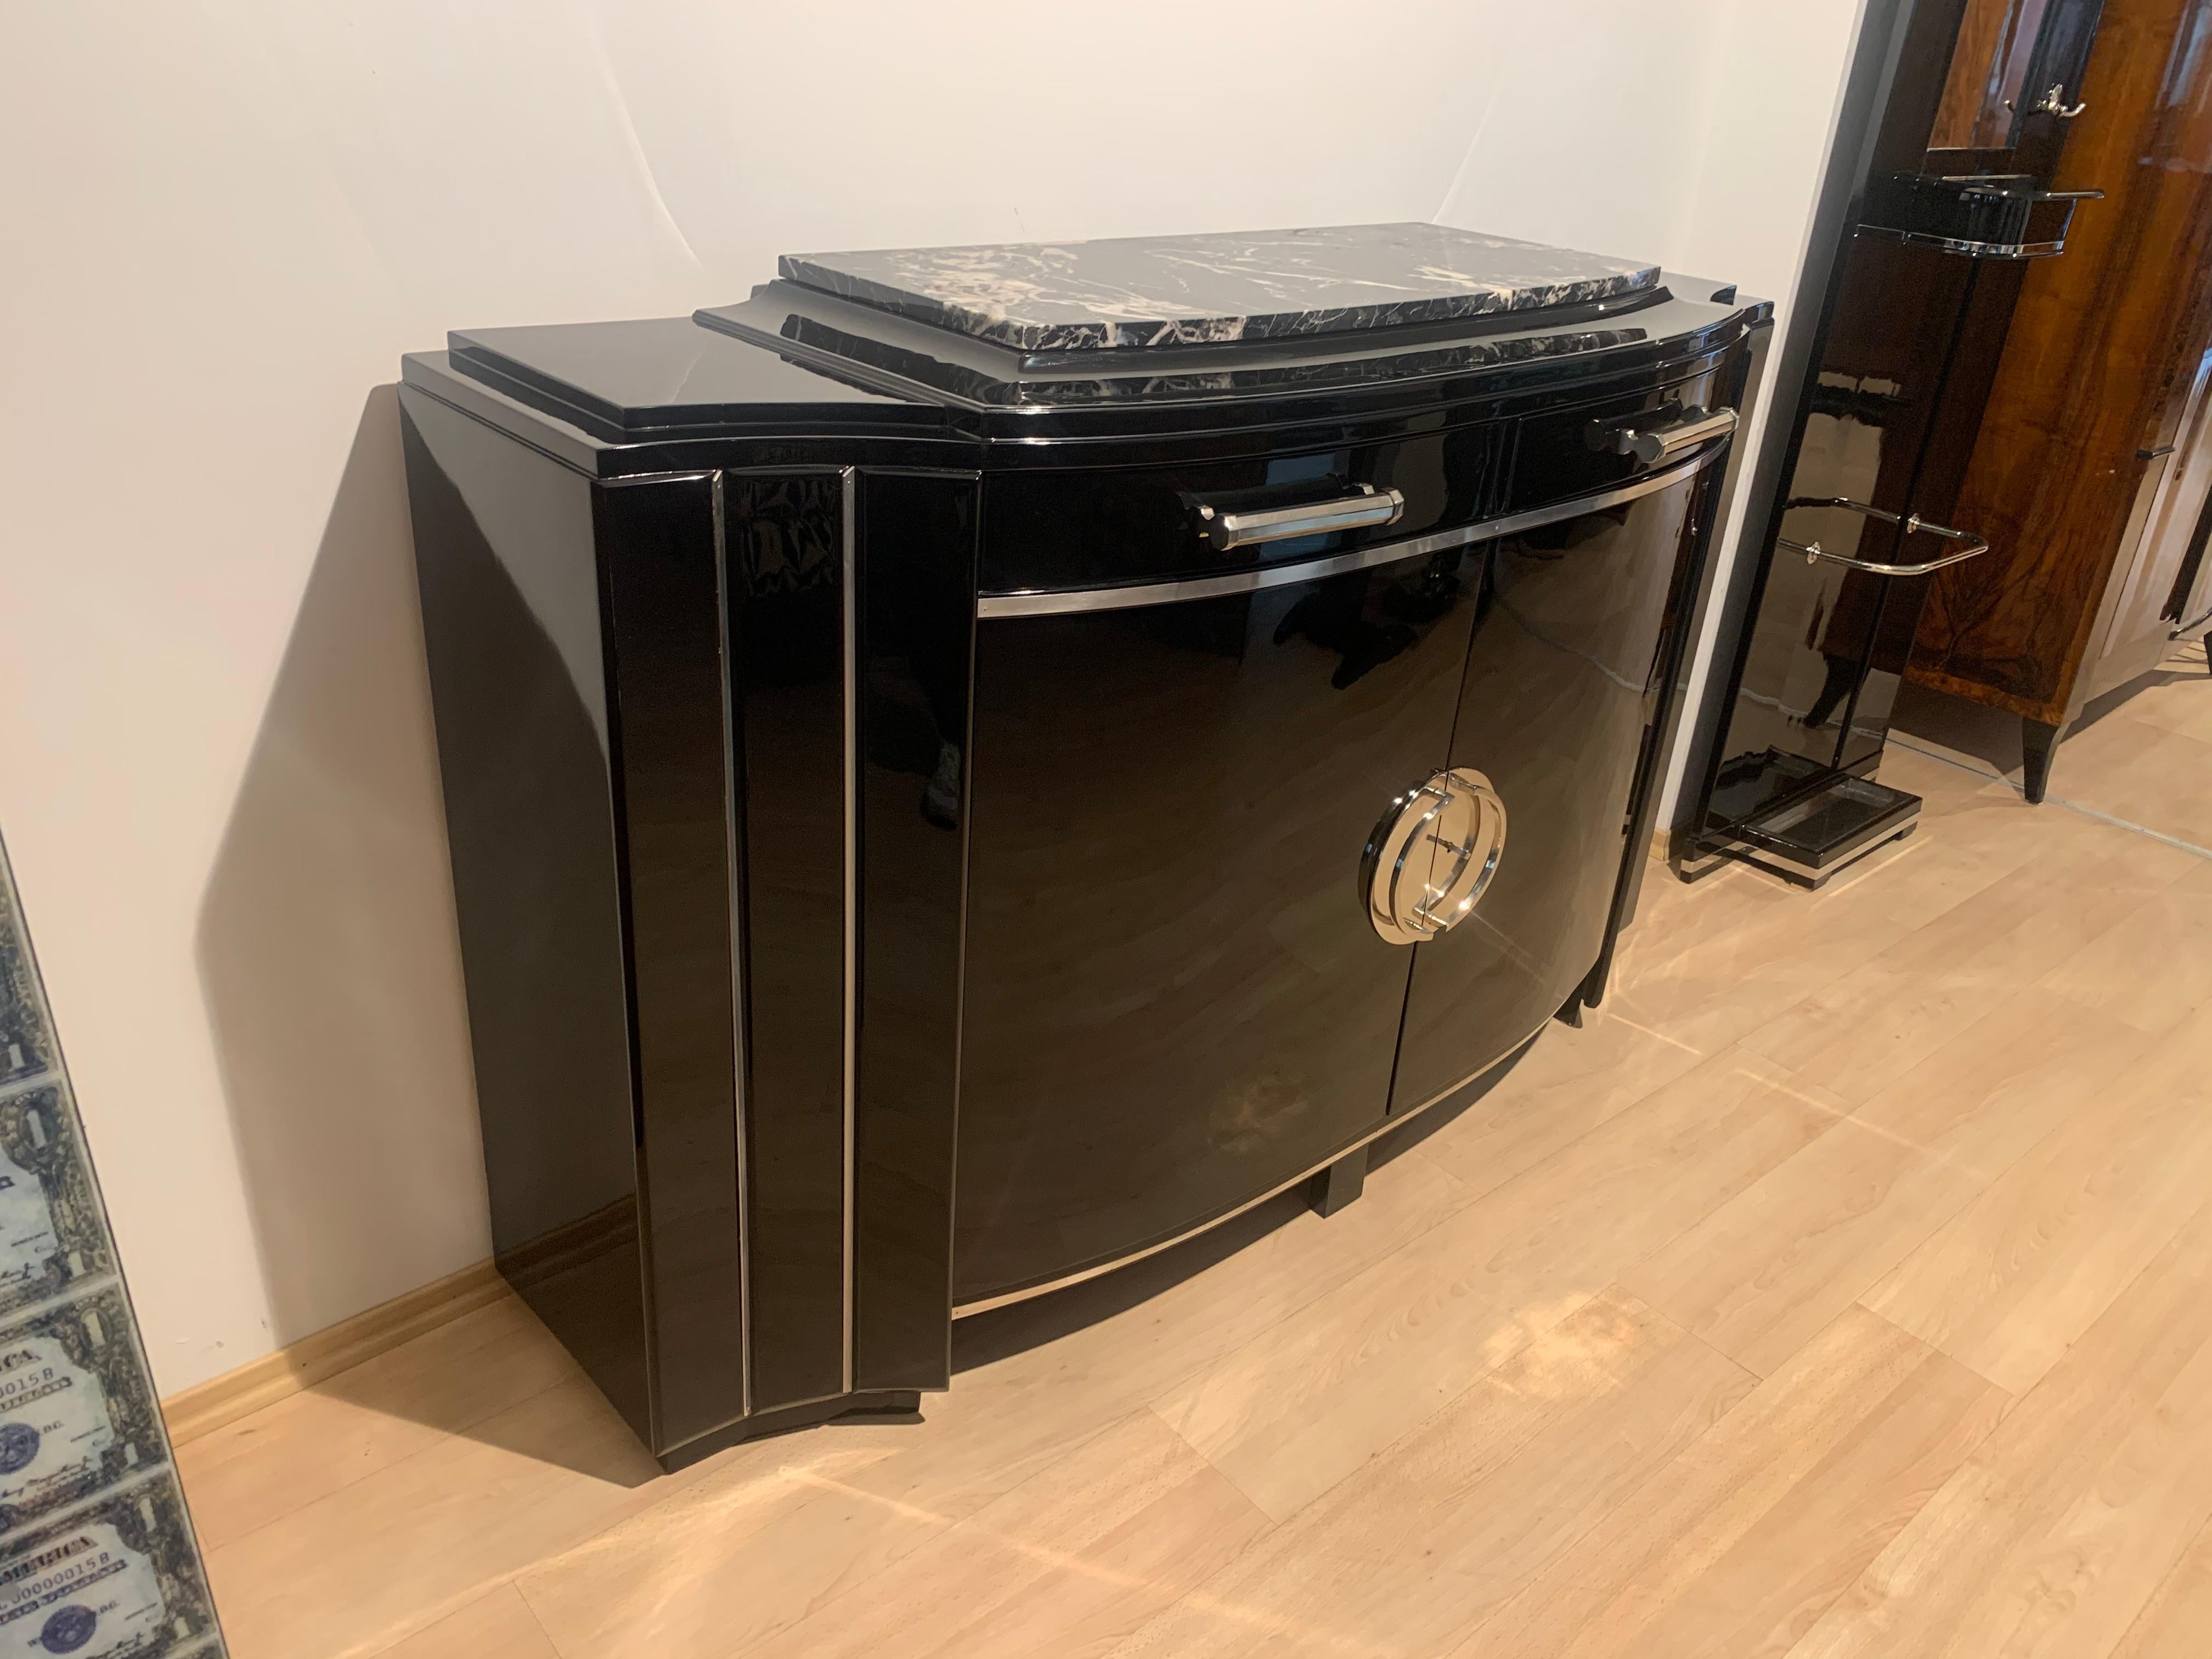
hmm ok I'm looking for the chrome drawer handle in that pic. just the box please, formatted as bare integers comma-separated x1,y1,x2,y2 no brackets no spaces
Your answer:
1587,405,1737,466
1361,769,1508,947
1195,485,1406,551
1778,495,1990,576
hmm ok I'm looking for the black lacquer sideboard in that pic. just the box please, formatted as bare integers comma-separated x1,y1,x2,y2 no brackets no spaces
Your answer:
399,225,1771,1466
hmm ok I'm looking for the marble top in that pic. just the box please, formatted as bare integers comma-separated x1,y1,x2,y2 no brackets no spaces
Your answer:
777,224,1662,353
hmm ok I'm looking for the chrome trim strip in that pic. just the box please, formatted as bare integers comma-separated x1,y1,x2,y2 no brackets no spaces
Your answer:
839,465,859,1394
712,470,753,1420
977,445,1726,619
951,1009,1559,1318
1860,225,2067,261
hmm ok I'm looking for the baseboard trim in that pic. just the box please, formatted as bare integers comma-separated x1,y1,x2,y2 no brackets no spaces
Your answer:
159,1257,508,1447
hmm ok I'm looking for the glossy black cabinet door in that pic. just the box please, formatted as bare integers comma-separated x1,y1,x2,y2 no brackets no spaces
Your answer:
1392,469,1710,1113
853,470,975,1390
727,471,850,1410
955,555,1476,1306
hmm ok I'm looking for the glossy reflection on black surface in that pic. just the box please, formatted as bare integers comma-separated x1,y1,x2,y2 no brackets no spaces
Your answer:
727,471,849,1410
1393,475,1708,1113
1705,234,1981,833
399,387,652,1445
404,253,1771,1461
853,470,975,1390
955,554,1475,1305
981,420,1514,594
1511,366,1724,510
596,475,747,1447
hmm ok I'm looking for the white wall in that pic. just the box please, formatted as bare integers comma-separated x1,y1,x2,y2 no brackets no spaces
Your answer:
0,0,1861,1394
1437,0,1874,820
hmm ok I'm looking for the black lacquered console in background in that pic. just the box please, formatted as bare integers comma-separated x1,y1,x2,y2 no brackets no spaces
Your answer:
399,224,1771,1466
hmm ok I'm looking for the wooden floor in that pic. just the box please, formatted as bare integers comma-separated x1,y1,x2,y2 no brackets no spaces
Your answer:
180,654,2212,1659
1895,640,2212,848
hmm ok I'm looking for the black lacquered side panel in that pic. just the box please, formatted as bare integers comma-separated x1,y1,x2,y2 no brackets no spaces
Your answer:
399,387,651,1446
853,471,976,1390
956,556,1475,1305
596,474,746,1448
728,471,850,1409
1392,469,1712,1113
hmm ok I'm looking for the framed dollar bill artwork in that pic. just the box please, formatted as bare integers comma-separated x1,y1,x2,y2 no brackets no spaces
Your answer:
0,837,225,1655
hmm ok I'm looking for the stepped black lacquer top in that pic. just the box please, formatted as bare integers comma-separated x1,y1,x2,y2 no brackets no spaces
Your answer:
778,223,1662,352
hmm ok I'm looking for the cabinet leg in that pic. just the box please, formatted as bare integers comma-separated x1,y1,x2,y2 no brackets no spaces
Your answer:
2021,717,2063,805
1307,1144,1368,1217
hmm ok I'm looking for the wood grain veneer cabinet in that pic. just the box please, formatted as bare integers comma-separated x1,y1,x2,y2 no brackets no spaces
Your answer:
1911,0,2212,799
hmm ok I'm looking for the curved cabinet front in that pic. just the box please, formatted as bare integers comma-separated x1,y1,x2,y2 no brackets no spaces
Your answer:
955,449,1724,1310
955,551,1478,1306
1390,460,1718,1113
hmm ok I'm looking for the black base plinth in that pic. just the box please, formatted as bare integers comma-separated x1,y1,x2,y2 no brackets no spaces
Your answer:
1306,1145,1369,1218
659,1391,925,1472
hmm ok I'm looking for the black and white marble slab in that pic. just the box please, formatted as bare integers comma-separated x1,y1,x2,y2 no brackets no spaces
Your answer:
778,223,1661,353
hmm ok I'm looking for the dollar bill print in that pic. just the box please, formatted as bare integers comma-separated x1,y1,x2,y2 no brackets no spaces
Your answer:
0,1476,218,1658
0,821,220,1654
0,1290,166,1536
0,880,51,1093
0,1093,110,1322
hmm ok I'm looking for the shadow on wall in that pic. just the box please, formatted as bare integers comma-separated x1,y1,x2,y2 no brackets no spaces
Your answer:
196,384,492,1358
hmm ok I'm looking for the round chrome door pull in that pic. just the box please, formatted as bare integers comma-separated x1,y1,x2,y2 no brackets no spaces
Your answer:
1362,768,1508,946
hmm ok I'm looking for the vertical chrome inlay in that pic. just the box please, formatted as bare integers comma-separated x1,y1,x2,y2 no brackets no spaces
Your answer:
839,465,859,1394
710,470,753,1420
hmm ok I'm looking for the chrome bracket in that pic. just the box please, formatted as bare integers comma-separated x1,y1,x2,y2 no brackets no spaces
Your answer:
1777,496,1991,577
2005,82,2087,119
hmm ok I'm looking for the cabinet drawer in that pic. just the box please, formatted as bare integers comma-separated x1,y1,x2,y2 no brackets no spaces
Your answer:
1510,365,1725,510
980,419,1514,596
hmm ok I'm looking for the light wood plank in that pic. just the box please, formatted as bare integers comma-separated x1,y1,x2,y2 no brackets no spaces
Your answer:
1620,988,2144,1376
2043,722,2212,848
1607,826,2041,1062
2103,648,2212,746
730,1410,1269,1659
2109,1515,2212,1659
204,1373,716,1659
178,1293,579,1551
1787,1206,2212,1659
1410,1007,1714,1201
1736,827,2191,1109
1461,1306,2006,1659
1154,1045,1838,1520
507,1364,1206,1659
2038,881,2212,1034
1865,1001,2212,1392
1106,1289,1751,1658
366,1584,558,1659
